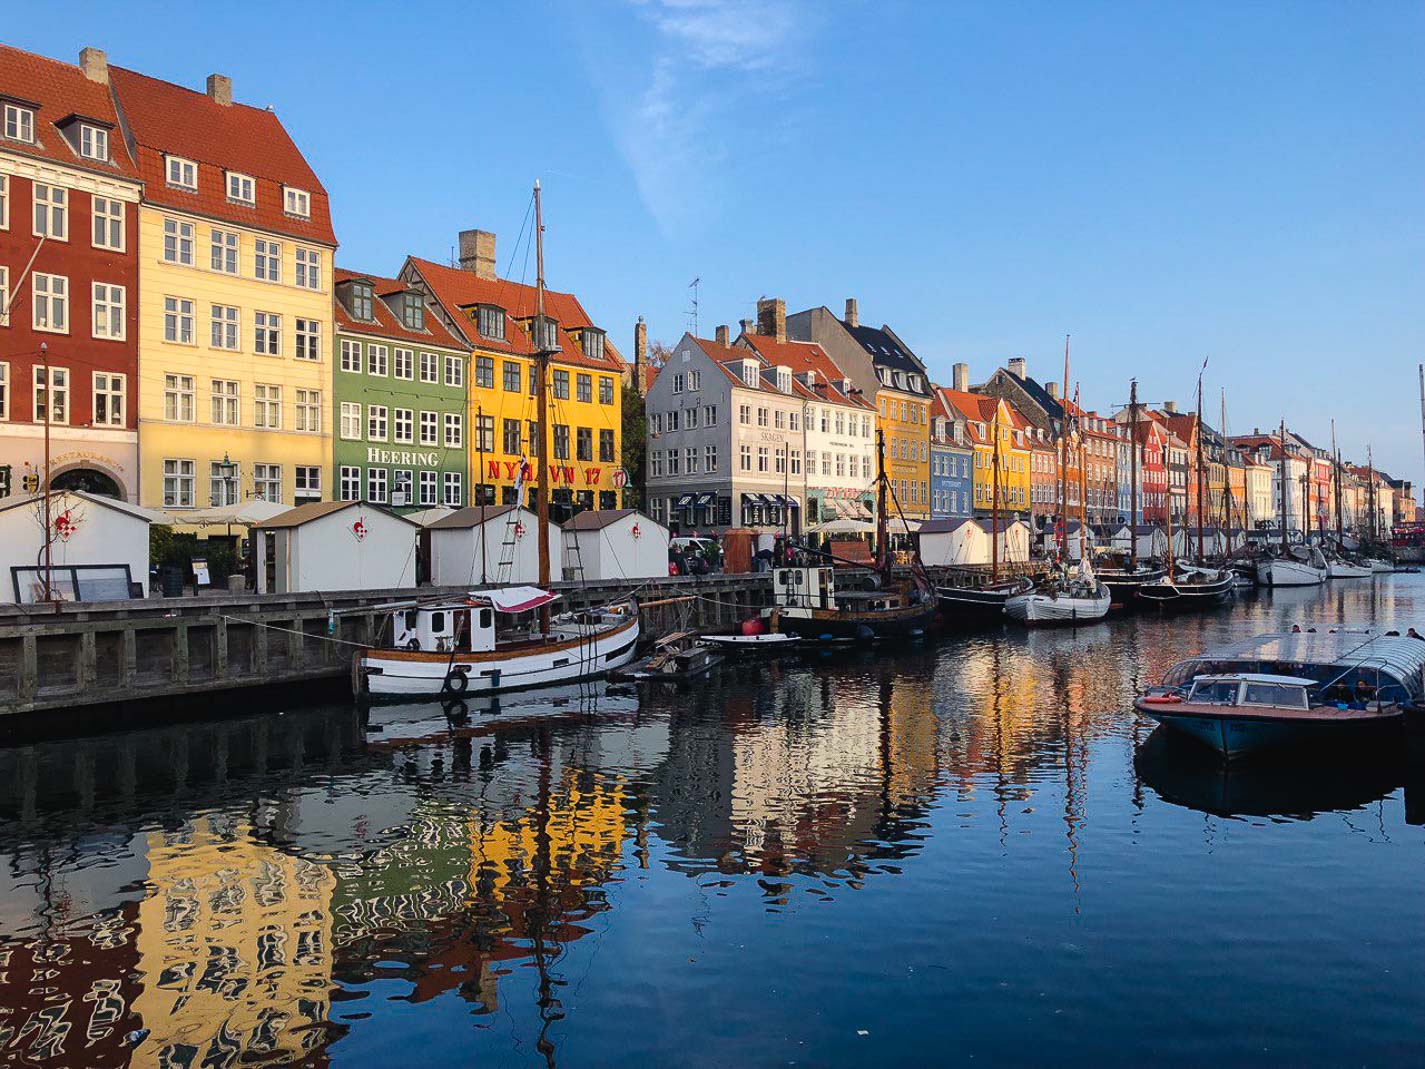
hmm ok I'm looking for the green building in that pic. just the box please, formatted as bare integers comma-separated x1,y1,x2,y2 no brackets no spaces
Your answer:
333,269,470,511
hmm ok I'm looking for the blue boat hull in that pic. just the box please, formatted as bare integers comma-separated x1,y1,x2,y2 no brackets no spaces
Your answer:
1138,706,1403,759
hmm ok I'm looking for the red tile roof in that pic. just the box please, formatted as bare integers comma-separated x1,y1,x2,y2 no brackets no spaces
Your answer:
737,333,873,409
0,45,138,181
108,65,335,245
333,267,466,350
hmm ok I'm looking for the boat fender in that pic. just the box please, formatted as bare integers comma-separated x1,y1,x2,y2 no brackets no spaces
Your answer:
1140,694,1182,705
855,624,875,643
444,668,469,694
406,638,420,651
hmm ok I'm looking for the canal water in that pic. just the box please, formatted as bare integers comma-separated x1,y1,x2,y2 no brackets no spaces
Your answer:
3,578,1425,1068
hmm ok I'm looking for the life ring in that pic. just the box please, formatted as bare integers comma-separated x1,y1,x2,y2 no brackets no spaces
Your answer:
1140,694,1182,705
444,669,469,694
406,638,421,651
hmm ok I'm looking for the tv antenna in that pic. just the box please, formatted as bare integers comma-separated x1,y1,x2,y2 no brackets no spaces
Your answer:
687,276,701,335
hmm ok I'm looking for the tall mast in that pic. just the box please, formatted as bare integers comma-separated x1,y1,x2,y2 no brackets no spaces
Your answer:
1332,420,1343,549
478,402,488,584
1058,335,1070,557
1367,444,1376,542
1194,375,1205,564
40,342,53,601
533,181,552,632
1220,387,1232,554
1278,420,1289,553
1128,379,1139,572
991,404,1001,581
875,429,889,574
1077,398,1088,565
1419,364,1425,515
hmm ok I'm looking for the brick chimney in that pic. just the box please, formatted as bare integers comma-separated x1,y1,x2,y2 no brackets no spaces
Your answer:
756,297,786,343
845,298,859,329
1047,382,1060,400
79,47,108,85
1007,356,1026,379
633,317,647,396
952,362,969,392
739,318,754,337
458,230,497,279
1164,400,1178,414
715,324,729,347
206,73,232,106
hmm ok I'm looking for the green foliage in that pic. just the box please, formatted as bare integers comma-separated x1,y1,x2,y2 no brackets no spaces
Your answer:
149,527,241,582
621,380,647,508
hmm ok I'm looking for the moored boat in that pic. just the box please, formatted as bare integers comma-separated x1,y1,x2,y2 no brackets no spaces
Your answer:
1136,563,1235,608
701,631,800,653
935,575,1034,621
765,566,936,642
1327,558,1373,579
1096,564,1169,602
1004,561,1110,626
1256,546,1328,587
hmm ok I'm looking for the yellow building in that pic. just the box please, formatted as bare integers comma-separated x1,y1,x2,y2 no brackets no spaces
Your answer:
876,377,931,519
403,242,625,514
110,67,336,512
937,388,1030,515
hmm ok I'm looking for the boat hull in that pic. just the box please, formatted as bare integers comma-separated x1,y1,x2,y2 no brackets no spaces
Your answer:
1135,700,1403,759
357,615,640,698
1136,574,1235,608
1099,569,1168,602
935,579,1033,622
1327,561,1372,579
1256,559,1327,587
772,603,937,642
1004,585,1111,625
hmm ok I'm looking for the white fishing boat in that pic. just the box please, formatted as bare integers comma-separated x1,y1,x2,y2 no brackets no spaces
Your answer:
1256,547,1328,587
701,632,801,653
1005,560,1111,625
1326,558,1372,579
1364,558,1394,573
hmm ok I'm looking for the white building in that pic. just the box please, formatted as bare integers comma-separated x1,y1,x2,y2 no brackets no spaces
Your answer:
561,509,668,581
253,501,418,593
0,490,153,603
427,505,561,587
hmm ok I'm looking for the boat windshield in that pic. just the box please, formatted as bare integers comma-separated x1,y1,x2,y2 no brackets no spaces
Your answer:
1240,681,1309,708
1187,679,1238,704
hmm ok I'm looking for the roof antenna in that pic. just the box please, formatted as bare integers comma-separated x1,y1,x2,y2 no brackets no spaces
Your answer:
687,276,700,335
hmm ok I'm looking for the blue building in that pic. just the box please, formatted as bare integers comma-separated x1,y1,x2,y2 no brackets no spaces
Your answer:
931,392,975,519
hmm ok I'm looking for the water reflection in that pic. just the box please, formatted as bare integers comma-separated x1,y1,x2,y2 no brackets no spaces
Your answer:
2,578,1425,1066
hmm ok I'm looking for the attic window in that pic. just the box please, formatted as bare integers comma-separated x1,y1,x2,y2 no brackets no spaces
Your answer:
2,103,34,144
350,281,374,321
908,373,922,392
477,305,505,340
284,186,311,218
79,124,108,161
401,294,424,331
532,316,560,352
165,155,197,190
582,328,605,361
742,362,760,388
226,171,255,205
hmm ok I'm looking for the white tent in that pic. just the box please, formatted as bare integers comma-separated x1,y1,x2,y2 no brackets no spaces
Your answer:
561,510,669,581
918,518,989,566
808,517,876,536
996,519,1031,564
1173,526,1225,558
175,498,289,529
1098,524,1133,552
0,490,152,603
253,501,419,593
404,506,456,528
427,505,561,587
1132,525,1170,559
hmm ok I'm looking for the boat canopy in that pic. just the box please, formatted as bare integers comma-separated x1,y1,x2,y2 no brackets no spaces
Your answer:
467,586,559,614
1163,630,1425,700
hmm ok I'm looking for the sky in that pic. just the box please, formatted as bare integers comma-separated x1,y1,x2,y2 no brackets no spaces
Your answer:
12,1,1424,478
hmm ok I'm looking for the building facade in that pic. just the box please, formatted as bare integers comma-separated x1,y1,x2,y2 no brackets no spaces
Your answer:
113,65,336,512
929,391,973,519
332,270,469,511
0,46,141,503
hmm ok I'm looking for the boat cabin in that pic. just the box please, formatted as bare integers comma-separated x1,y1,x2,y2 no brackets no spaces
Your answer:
391,603,497,653
1185,674,1313,710
772,567,908,613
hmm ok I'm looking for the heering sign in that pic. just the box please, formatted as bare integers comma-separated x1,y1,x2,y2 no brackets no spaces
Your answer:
367,447,440,467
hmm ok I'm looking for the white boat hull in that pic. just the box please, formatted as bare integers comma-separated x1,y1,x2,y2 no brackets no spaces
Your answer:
1005,584,1111,625
1327,560,1372,579
1256,559,1327,587
1364,559,1394,573
358,616,640,697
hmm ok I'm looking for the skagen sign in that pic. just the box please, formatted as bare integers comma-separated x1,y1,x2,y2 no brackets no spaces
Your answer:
367,447,441,466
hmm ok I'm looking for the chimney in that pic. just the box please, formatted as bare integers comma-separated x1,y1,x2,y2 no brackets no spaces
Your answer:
1047,382,1060,400
79,47,108,85
1164,400,1178,414
739,318,754,337
206,73,233,106
1007,356,1026,379
458,229,497,279
952,362,969,392
715,324,730,347
633,317,647,396
756,297,786,343
844,298,859,329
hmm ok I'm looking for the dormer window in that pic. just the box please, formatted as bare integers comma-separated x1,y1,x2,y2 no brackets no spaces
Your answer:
401,294,424,331
350,281,374,321
908,373,922,392
226,171,255,205
3,103,34,144
531,316,560,352
775,367,792,393
165,155,197,190
741,361,760,388
79,124,108,161
476,304,506,340
582,328,605,361
284,186,311,218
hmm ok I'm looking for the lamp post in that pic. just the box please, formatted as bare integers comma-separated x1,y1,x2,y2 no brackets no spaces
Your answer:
219,452,237,541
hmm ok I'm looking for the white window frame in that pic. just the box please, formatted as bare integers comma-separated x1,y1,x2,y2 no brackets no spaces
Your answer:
339,465,361,501
210,304,239,350
340,339,362,373
163,373,195,422
444,412,463,448
284,187,311,218
295,248,321,290
295,318,320,361
367,344,388,377
0,175,7,230
393,348,413,380
419,470,438,507
33,366,69,424
367,467,388,503
79,124,109,162
294,465,321,502
295,388,321,433
368,404,388,442
3,103,35,143
33,273,69,334
393,407,414,444
92,197,124,251
254,384,282,430
92,371,125,427
254,311,281,356
443,471,462,507
210,459,240,507
419,411,438,446
210,228,238,273
211,378,239,426
33,184,67,241
419,351,438,383
254,239,281,282
165,155,197,190
253,463,282,502
339,402,362,440
226,171,256,205
91,282,125,340
163,459,196,508
445,354,464,388
0,361,8,420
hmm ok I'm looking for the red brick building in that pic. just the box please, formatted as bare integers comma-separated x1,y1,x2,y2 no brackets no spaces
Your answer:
0,45,141,501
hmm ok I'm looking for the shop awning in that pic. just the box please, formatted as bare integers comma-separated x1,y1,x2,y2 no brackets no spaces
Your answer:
674,493,695,510
695,491,717,508
741,492,767,506
467,586,560,614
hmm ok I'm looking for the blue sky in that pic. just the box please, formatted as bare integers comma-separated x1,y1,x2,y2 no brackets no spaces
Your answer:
13,1,1424,477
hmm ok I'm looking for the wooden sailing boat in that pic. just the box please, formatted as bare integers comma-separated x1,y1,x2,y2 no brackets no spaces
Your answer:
1326,420,1371,578
1096,377,1167,600
353,182,640,698
1256,420,1326,587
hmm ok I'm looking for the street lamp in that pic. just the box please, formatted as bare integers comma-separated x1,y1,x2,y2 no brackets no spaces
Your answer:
218,452,238,540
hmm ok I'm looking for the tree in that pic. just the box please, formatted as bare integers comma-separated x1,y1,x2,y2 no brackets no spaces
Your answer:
621,380,647,508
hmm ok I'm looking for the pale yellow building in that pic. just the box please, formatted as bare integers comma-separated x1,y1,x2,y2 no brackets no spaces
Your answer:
110,66,337,512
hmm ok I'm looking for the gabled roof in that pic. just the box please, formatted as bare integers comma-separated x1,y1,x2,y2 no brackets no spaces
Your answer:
0,489,154,523
334,268,466,350
0,45,139,181
563,508,642,531
841,321,929,394
427,504,532,530
991,365,1064,422
737,333,874,409
254,500,418,529
918,517,982,535
109,65,334,244
687,335,823,403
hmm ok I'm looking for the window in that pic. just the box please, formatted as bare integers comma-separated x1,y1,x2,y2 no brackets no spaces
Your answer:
254,384,282,429
226,171,256,205
295,389,321,432
0,362,7,418
672,374,684,395
705,404,717,425
420,411,438,445
212,379,239,426
254,239,280,281
210,228,238,273
368,404,388,441
791,449,801,475
210,460,239,506
532,317,559,351
576,373,592,403
91,283,124,340
33,184,67,240
576,426,593,461
444,412,463,448
600,429,615,463
419,470,437,506
164,374,194,421
686,407,698,429
350,282,373,320
76,122,109,161
418,351,438,383
92,197,124,250
0,178,6,229
253,464,281,502
210,304,239,350
340,402,362,439
553,423,570,460
553,369,570,399
400,295,423,330
757,446,769,473
666,449,679,476
367,344,388,376
583,330,605,361
254,311,281,355
705,445,718,472
650,450,664,478
503,361,522,393
392,408,413,443
443,471,463,507
789,410,799,432
163,459,196,508
685,447,698,473
4,103,35,143
165,155,197,190
163,218,193,264
340,466,361,501
33,274,68,333
393,348,413,379
367,467,388,503
504,418,523,455
666,410,679,432
340,339,362,372
284,187,311,218
472,415,494,453
689,370,701,391
599,376,614,404
91,372,124,426
295,466,321,503
774,410,785,430
477,305,505,340
473,356,492,388
295,248,320,290
527,420,540,457
295,318,320,361
739,404,750,425
740,445,752,471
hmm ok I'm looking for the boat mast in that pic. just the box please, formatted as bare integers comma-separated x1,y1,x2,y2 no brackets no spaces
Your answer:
1367,444,1376,543
875,428,889,575
1278,420,1289,554
1220,387,1232,556
991,404,1001,581
478,401,488,584
1195,374,1205,565
1058,335,1070,560
1128,378,1139,572
533,181,552,633
1332,420,1344,551
1077,399,1088,566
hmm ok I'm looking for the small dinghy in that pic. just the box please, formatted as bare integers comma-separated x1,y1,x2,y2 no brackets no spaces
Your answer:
701,632,801,653
613,631,722,683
